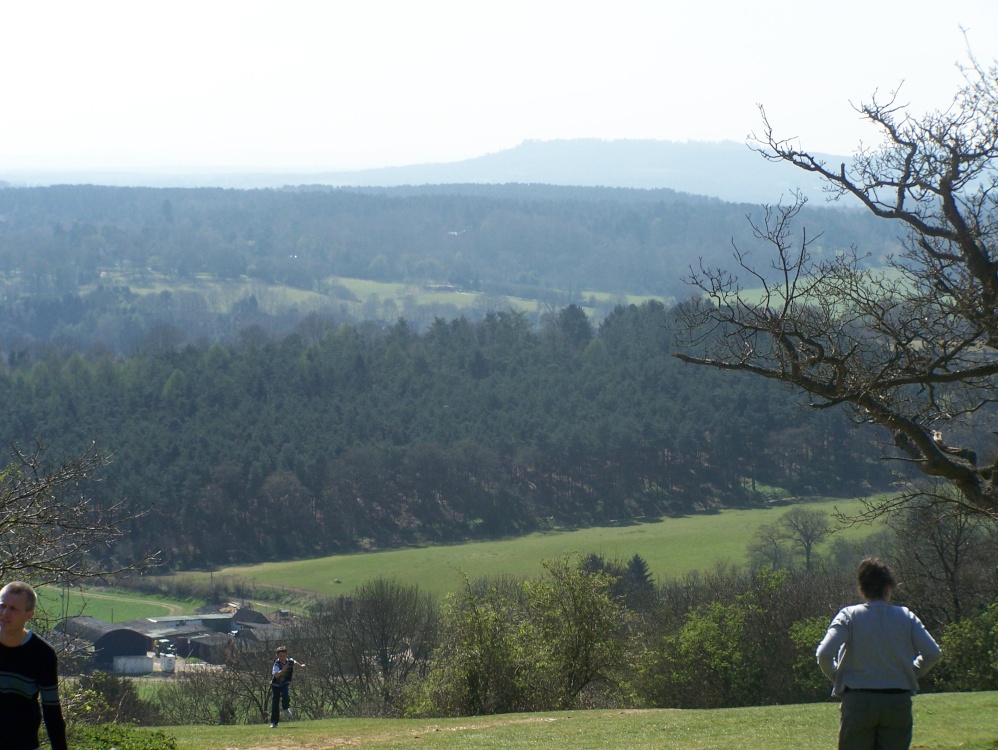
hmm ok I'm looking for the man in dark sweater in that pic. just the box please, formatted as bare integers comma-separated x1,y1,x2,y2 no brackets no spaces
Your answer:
0,581,67,750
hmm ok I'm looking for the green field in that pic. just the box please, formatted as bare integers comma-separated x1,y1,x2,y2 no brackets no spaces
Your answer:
91,269,664,321
155,691,997,750
35,586,196,624
173,496,875,601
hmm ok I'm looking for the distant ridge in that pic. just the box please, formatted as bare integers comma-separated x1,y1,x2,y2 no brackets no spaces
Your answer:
1,139,843,204
309,139,836,204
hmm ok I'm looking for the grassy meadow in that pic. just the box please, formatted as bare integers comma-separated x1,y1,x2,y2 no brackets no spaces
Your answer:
35,586,197,623
97,268,663,322
173,496,877,601
155,691,998,750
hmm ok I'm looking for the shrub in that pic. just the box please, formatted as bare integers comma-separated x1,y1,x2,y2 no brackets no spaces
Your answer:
788,617,832,701
928,602,998,692
66,723,178,750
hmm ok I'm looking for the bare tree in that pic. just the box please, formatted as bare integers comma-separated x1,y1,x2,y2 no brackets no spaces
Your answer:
675,49,998,519
292,578,437,717
747,509,830,571
0,442,154,586
887,493,998,629
747,522,792,570
779,508,830,571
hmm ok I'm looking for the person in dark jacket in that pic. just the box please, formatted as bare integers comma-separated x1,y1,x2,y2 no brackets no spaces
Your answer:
0,581,68,750
270,645,307,728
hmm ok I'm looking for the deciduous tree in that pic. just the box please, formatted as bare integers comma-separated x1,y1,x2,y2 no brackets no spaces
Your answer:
779,507,829,571
675,50,998,519
0,442,152,585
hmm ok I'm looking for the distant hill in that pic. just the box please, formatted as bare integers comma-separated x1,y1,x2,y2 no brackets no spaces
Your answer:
305,140,840,205
0,139,845,204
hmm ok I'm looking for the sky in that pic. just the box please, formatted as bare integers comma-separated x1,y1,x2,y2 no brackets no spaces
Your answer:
1,0,996,173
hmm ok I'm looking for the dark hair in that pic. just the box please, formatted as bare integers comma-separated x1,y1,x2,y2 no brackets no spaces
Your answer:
857,557,896,600
276,646,288,653
1,581,37,612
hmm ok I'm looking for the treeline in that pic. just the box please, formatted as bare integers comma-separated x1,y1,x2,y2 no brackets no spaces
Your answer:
0,184,900,329
1,301,891,569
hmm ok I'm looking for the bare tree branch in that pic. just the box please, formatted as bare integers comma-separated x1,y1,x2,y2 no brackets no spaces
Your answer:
677,51,998,519
0,441,157,585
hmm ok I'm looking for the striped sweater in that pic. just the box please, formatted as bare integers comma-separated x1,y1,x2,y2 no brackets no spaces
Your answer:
0,631,67,750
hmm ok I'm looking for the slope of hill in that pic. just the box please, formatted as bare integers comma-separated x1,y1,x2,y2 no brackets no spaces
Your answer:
0,139,843,204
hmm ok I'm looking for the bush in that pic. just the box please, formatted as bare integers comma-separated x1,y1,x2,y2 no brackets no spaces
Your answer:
788,617,832,701
408,557,634,716
71,672,162,725
66,723,178,750
928,602,998,692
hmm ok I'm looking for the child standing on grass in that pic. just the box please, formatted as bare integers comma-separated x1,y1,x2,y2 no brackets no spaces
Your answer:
270,645,307,728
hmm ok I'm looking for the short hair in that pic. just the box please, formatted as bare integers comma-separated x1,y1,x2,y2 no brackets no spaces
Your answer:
276,646,288,653
1,581,38,612
857,557,896,600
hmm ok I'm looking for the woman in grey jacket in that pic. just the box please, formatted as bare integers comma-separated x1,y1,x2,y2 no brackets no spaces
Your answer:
816,557,941,750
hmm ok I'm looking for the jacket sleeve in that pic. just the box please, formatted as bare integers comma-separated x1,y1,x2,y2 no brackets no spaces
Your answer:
910,613,942,677
815,611,849,683
42,700,68,750
39,648,67,750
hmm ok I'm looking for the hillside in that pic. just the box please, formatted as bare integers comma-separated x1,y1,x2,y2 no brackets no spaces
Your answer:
0,180,910,571
0,181,900,354
1,139,845,204
1,300,894,570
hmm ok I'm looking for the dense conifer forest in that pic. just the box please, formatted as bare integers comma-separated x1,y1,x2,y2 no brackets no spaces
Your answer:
0,302,892,569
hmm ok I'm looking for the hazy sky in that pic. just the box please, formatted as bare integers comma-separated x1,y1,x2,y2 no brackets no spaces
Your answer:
2,0,995,172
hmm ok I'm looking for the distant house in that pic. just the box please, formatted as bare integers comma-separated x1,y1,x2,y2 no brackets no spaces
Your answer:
232,623,284,643
183,632,236,664
195,602,272,626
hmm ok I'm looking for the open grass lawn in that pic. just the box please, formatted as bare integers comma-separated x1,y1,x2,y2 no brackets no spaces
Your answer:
174,496,876,601
35,586,195,623
156,692,997,750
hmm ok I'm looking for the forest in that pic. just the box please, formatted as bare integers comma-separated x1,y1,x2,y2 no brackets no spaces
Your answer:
0,183,903,352
0,298,893,569
0,184,906,571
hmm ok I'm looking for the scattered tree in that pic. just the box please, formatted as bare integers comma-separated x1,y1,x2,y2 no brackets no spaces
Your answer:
779,508,830,571
747,509,829,571
276,579,438,719
886,495,998,628
747,522,792,570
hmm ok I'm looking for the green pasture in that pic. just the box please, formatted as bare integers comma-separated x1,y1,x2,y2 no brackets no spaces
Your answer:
178,496,876,601
155,691,997,750
87,268,662,321
35,586,195,624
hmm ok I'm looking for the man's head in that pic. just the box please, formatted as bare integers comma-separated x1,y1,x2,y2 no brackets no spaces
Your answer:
857,557,896,601
0,581,38,636
276,646,288,661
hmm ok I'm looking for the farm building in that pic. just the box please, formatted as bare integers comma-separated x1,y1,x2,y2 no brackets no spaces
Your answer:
59,607,284,672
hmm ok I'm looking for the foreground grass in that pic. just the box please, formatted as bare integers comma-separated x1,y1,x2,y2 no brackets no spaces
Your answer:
157,692,997,750
175,496,874,600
